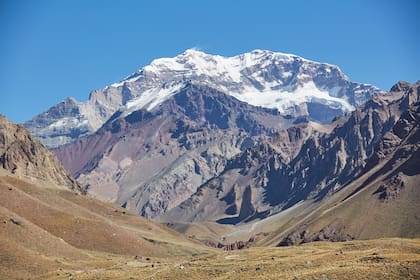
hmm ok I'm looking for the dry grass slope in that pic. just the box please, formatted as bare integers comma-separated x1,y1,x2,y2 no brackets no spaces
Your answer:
0,170,213,279
41,238,420,279
2,169,418,279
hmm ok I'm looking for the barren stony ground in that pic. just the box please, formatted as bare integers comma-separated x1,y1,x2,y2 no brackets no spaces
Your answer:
30,238,420,280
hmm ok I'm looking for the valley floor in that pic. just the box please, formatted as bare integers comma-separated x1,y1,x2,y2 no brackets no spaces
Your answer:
32,238,420,280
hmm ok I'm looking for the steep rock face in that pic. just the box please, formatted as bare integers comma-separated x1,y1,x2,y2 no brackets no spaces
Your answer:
0,115,83,192
23,98,91,148
160,124,316,223
365,81,420,169
24,88,125,148
25,49,384,148
163,82,418,224
54,83,293,217
276,83,420,245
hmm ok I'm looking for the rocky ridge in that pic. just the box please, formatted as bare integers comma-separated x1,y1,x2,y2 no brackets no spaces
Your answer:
0,115,83,192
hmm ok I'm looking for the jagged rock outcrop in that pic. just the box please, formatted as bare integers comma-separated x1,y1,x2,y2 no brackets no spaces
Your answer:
160,124,316,223
0,115,83,192
273,81,420,246
279,226,355,246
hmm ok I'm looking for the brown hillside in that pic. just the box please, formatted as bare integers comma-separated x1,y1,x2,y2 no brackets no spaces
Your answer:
0,170,212,279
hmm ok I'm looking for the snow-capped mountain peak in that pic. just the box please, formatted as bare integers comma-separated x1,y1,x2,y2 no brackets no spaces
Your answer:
25,49,385,148
138,49,297,83
112,49,353,95
110,49,369,116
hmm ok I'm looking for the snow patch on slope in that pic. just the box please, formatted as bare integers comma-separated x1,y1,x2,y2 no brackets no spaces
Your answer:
122,83,184,116
47,117,88,129
230,81,355,115
120,80,354,118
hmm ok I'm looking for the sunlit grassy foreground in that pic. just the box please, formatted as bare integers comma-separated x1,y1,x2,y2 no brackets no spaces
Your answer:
41,238,420,280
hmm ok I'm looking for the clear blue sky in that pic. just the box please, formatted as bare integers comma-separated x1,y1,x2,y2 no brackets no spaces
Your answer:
1,0,419,123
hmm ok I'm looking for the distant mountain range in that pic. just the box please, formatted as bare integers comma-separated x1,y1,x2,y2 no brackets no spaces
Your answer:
24,49,384,148
21,49,419,247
